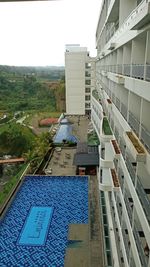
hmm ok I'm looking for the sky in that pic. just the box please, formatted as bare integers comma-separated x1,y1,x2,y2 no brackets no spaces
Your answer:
0,0,101,66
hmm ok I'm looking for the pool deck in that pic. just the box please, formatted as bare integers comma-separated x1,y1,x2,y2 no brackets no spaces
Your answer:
47,115,105,267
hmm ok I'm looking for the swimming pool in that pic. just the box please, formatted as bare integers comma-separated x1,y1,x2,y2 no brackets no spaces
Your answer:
0,176,88,267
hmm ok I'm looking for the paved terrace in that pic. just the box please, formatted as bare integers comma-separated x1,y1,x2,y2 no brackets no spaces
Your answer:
46,115,105,267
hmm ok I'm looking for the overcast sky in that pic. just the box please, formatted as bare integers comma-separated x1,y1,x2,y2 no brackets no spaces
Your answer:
0,0,101,66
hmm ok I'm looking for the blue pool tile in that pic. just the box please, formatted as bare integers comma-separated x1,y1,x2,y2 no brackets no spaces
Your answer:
0,176,88,267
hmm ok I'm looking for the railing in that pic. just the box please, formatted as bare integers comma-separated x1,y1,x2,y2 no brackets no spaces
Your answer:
114,127,119,142
117,64,122,75
105,0,148,48
122,228,130,258
117,202,122,222
141,125,150,152
133,225,148,267
119,138,126,158
118,168,124,190
136,176,150,224
123,64,131,76
120,102,128,120
132,64,144,79
128,112,140,136
124,193,133,223
99,64,150,81
125,156,136,184
116,97,120,110
146,64,150,81
112,93,115,103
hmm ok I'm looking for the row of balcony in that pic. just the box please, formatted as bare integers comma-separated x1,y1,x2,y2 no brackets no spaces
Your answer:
98,64,150,81
101,87,150,152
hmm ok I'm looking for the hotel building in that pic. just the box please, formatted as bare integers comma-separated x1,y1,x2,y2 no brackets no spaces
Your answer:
65,0,150,266
65,44,95,115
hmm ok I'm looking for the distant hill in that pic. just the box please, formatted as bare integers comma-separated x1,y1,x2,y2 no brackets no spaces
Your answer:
0,65,65,112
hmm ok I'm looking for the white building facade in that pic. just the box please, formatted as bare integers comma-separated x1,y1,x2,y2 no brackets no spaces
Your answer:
65,44,95,115
91,0,150,266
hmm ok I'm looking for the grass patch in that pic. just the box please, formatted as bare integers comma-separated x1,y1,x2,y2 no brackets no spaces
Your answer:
88,131,100,145
102,117,112,135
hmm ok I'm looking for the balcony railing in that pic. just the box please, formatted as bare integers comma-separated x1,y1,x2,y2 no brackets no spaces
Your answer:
112,93,115,103
123,64,131,76
117,64,123,75
122,228,130,257
132,64,144,79
133,225,148,267
146,64,150,81
114,127,119,142
92,89,100,101
141,125,150,152
119,138,126,158
124,193,133,223
120,102,128,120
136,176,150,224
128,112,140,136
99,64,150,81
116,97,120,110
125,157,136,184
118,168,124,190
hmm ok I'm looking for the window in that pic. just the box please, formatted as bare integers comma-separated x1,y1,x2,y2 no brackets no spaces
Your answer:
85,103,90,108
85,95,90,101
85,63,91,68
85,88,91,93
85,71,91,77
85,80,91,85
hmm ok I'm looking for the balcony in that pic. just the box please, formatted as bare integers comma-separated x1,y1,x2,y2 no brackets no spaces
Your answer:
130,0,150,30
99,168,113,191
102,64,150,81
92,89,100,101
124,131,146,162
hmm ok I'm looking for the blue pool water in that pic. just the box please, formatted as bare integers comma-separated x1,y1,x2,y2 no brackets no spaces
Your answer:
18,206,53,246
0,176,88,267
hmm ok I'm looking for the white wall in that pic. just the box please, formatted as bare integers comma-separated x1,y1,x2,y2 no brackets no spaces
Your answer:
65,51,87,115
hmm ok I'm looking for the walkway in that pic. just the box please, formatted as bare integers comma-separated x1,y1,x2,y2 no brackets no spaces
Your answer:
0,158,25,164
